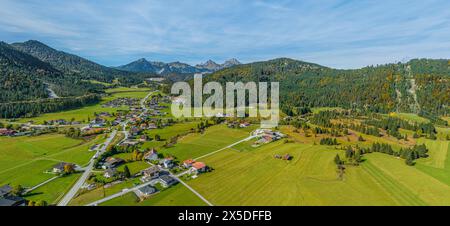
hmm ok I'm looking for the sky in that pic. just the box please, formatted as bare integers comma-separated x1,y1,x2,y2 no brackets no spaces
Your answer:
0,0,449,69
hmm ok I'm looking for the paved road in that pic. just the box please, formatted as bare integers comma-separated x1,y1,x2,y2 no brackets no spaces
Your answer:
59,90,156,206
194,135,256,161
86,178,159,206
57,130,117,206
24,176,60,194
172,173,214,206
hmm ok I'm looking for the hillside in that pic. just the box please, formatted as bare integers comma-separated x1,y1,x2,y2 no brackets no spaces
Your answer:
11,40,150,85
0,41,62,102
202,58,449,117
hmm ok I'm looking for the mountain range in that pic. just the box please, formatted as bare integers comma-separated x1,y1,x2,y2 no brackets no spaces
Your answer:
0,39,448,120
116,58,241,74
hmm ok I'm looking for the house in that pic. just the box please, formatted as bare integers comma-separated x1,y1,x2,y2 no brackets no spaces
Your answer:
190,162,207,175
183,159,195,168
283,154,292,161
140,166,160,181
0,128,16,136
159,175,178,187
136,185,157,197
104,168,117,178
147,123,158,129
0,195,26,206
0,185,12,197
52,162,74,173
239,122,250,128
102,157,125,169
161,157,174,169
144,149,159,161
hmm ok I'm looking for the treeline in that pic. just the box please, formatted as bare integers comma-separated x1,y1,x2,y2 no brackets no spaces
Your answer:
202,58,449,117
0,94,101,118
365,117,436,140
357,143,429,166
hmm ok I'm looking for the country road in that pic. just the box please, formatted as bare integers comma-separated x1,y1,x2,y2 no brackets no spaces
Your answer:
57,130,117,206
59,90,156,206
84,134,255,207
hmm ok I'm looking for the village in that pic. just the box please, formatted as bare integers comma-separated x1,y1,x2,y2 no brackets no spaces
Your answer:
0,88,288,206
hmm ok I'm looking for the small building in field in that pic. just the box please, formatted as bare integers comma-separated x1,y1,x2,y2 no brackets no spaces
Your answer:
189,162,207,175
52,162,74,173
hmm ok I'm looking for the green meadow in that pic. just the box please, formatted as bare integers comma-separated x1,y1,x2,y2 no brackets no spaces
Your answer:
0,133,104,203
156,124,257,160
183,139,450,205
15,87,151,124
99,183,207,206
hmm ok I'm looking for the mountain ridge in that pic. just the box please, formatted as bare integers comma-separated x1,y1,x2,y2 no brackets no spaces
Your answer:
117,58,241,75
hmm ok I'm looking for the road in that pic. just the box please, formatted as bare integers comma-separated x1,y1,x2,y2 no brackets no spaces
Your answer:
86,178,160,206
84,134,254,207
194,135,256,161
24,176,60,194
58,90,156,206
171,173,214,206
57,130,117,206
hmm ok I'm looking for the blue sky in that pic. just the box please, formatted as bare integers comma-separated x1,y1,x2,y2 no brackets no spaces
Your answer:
0,0,449,68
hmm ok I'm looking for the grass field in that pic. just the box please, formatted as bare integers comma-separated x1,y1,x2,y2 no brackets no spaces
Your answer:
185,141,398,205
23,173,81,204
99,183,207,206
387,112,430,124
156,124,257,160
180,136,450,206
15,87,151,124
117,161,150,175
0,133,104,203
68,178,142,206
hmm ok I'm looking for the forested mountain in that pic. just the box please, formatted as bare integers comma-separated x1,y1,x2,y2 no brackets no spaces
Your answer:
201,58,449,117
0,41,62,102
117,58,241,75
0,40,154,118
11,40,150,85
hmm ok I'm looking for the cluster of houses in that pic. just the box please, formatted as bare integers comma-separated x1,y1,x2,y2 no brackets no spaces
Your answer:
182,159,208,176
0,126,47,137
227,121,251,128
102,97,141,108
0,185,25,206
252,129,285,146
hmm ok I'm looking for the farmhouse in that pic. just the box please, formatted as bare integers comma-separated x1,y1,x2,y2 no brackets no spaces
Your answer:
144,149,159,161
52,162,75,173
183,159,195,168
190,162,207,175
